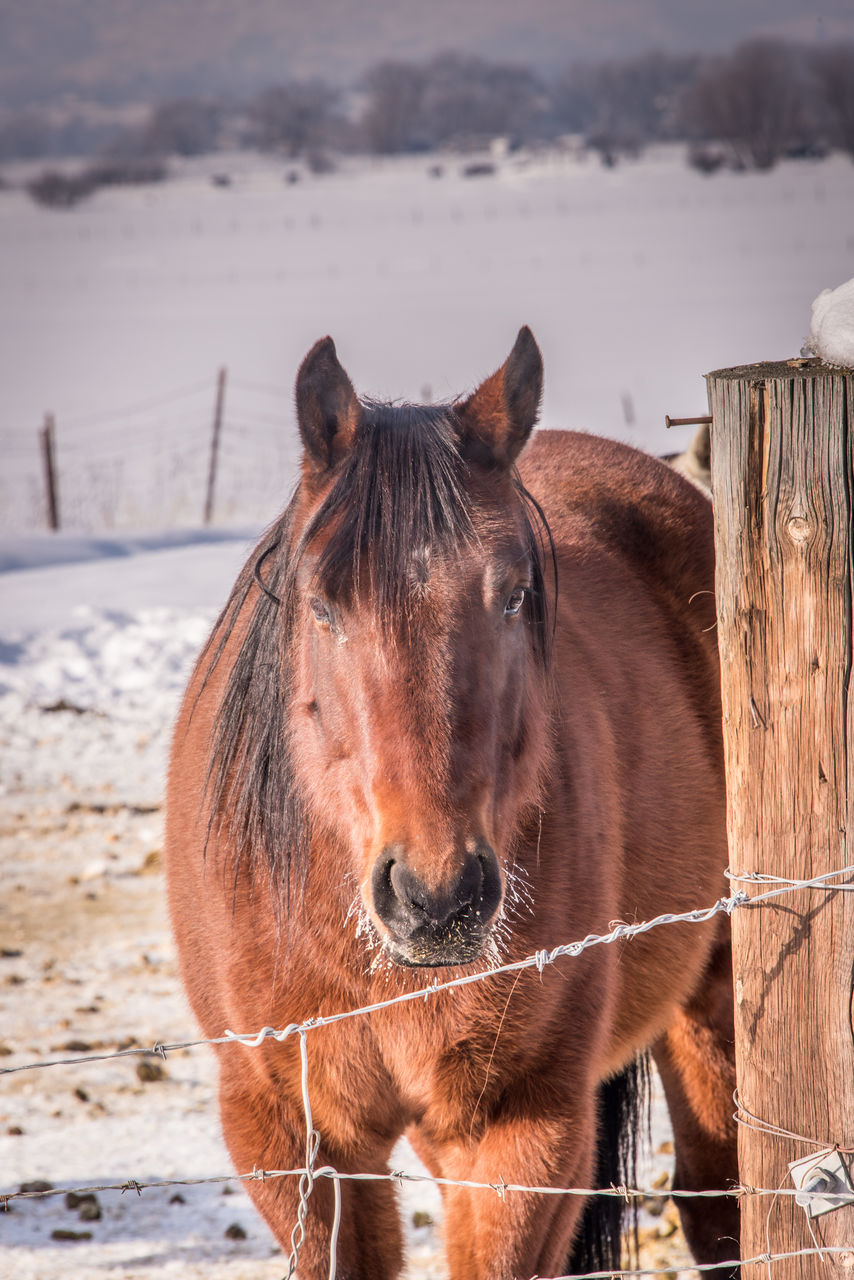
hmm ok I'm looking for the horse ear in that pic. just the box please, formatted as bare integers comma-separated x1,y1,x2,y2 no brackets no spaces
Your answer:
296,337,362,472
455,326,543,469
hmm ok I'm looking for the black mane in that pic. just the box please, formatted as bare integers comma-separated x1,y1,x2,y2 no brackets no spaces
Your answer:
197,402,555,900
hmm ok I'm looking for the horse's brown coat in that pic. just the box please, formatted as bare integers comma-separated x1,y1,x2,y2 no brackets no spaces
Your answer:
165,332,737,1278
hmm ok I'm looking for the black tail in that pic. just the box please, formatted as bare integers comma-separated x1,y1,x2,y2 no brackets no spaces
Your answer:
566,1054,651,1276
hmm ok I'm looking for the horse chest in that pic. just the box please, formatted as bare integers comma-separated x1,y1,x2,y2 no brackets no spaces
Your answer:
371,995,529,1127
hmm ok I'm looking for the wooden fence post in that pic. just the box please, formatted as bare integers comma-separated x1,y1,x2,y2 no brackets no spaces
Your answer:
204,366,227,525
708,358,854,1279
39,412,59,531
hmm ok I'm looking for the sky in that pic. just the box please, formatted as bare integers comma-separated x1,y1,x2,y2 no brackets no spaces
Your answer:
1,0,853,106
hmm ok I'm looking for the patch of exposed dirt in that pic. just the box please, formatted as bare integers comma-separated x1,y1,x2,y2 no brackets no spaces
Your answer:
0,783,291,1280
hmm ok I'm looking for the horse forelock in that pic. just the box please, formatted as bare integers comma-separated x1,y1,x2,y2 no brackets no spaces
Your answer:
200,400,556,902
301,401,473,618
298,402,555,661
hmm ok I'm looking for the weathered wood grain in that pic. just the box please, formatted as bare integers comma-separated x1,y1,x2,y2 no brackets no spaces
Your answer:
708,358,854,1279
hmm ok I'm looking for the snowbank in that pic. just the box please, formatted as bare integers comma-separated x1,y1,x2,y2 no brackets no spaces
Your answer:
0,534,251,800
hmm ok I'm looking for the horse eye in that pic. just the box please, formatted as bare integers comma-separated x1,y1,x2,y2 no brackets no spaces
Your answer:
504,588,526,617
310,596,332,626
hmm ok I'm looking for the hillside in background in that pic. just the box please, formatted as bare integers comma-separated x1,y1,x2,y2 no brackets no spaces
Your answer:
1,0,852,108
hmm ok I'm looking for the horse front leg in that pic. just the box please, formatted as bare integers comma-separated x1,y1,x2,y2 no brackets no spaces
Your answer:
430,1091,600,1280
217,1053,405,1280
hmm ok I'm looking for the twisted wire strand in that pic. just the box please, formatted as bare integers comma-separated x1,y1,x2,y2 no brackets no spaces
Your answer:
734,1091,854,1154
726,865,854,896
544,1248,854,1280
3,1165,850,1208
286,1029,321,1277
58,379,214,432
4,864,853,1278
3,867,852,1080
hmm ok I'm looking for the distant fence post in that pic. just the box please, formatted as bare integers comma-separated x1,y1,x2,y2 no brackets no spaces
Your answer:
39,412,59,531
204,366,227,525
708,359,854,1278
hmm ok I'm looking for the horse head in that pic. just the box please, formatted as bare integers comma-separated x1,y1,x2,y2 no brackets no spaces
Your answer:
282,329,553,967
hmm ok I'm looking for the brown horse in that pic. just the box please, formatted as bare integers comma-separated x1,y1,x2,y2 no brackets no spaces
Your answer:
165,329,738,1279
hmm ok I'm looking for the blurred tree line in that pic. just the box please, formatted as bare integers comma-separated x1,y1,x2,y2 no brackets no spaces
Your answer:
4,38,854,174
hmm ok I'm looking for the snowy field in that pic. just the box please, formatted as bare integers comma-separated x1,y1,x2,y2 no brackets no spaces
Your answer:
1,147,853,1277
1,145,853,529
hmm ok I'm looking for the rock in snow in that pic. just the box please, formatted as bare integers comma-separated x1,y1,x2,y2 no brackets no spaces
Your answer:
807,277,854,368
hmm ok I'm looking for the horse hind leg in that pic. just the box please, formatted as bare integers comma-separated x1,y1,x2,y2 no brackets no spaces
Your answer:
566,1054,651,1275
652,937,740,1278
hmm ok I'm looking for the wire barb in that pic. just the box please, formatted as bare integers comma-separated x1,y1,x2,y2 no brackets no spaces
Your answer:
5,865,854,1278
4,868,852,1080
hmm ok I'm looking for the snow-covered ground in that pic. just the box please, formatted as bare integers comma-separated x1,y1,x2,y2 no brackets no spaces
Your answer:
4,146,852,1277
0,533,293,1279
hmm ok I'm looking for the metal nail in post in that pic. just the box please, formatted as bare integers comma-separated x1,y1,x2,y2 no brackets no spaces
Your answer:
664,414,713,429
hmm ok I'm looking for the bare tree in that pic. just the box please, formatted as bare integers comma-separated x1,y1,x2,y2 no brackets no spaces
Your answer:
685,40,807,170
248,81,337,157
550,62,600,137
361,61,428,153
419,53,545,149
0,110,53,160
551,52,697,163
139,98,221,156
361,53,544,153
812,43,854,159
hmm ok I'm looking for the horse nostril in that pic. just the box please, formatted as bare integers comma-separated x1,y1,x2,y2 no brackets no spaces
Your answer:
370,851,398,914
389,862,427,916
371,851,431,935
370,845,502,939
454,854,483,911
476,845,502,922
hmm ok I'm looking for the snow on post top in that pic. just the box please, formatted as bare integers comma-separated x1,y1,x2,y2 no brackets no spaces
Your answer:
806,277,854,369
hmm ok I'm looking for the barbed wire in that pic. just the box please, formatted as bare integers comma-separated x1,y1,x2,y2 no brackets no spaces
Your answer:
1,440,40,459
286,1029,322,1277
734,1091,854,1153
57,417,211,449
56,379,215,433
3,1184,850,1280
546,1250,854,1280
230,376,291,399
229,414,287,438
3,867,852,1081
4,863,852,1277
0,890,742,1077
3,369,296,531
5,1163,852,1280
726,865,854,896
58,433,210,463
5,1162,854,1210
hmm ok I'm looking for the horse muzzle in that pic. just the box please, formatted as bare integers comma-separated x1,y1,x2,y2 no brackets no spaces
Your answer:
369,842,503,967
